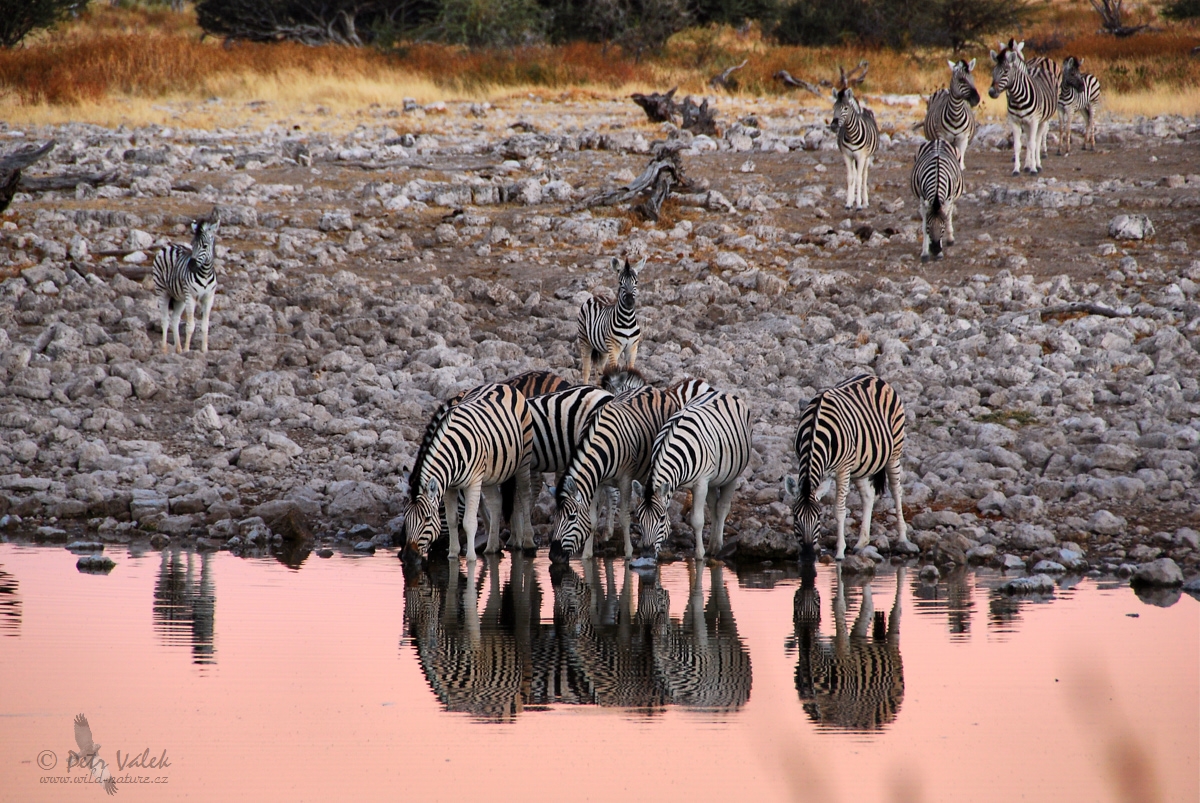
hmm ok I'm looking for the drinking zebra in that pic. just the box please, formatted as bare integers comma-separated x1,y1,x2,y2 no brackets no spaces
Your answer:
1058,56,1101,156
152,209,220,353
988,39,1058,175
401,383,534,562
922,59,980,169
829,87,878,210
577,257,645,385
785,375,909,561
791,566,905,731
525,385,614,480
633,389,752,560
910,139,964,262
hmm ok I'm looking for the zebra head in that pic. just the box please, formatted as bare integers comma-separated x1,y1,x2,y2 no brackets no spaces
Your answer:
189,211,221,262
785,474,822,559
949,59,980,107
632,480,670,558
922,198,949,261
1062,56,1086,91
615,256,644,309
988,39,1024,99
549,475,591,563
601,365,647,395
401,476,444,561
829,88,859,132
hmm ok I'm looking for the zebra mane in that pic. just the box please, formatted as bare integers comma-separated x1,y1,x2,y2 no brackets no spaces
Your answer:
409,393,465,500
795,393,827,502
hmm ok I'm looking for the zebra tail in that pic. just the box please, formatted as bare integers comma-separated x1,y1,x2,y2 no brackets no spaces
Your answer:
871,468,887,496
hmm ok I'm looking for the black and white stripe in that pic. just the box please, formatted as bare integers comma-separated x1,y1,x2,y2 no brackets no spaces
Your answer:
402,383,534,561
526,385,614,477
988,39,1058,175
794,566,905,731
829,88,878,210
504,369,573,398
1058,55,1101,156
634,389,752,559
785,375,908,561
152,211,220,353
577,257,645,385
923,59,980,169
548,384,682,562
910,139,964,262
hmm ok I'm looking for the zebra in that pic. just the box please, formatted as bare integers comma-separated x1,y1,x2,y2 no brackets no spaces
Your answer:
922,59,980,169
577,257,645,385
665,376,714,408
401,383,534,562
526,384,614,480
829,87,878,210
988,39,1058,175
910,139,964,262
790,565,905,731
152,209,220,354
504,369,573,398
633,389,752,560
784,374,909,561
600,366,647,395
548,385,677,562
1058,55,1101,156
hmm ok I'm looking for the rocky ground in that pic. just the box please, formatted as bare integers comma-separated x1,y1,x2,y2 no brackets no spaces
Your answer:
0,94,1197,590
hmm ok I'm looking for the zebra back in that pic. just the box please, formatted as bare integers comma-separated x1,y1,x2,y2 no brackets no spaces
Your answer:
793,374,905,504
910,139,964,212
647,389,751,506
525,385,613,474
665,376,714,408
504,369,573,398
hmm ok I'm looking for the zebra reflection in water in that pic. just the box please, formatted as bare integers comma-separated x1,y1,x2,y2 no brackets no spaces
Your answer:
0,564,21,637
402,557,752,719
788,564,905,731
153,549,216,665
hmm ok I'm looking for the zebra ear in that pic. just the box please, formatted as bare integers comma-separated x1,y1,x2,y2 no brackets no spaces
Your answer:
425,476,440,497
990,49,999,63
610,257,622,273
631,480,643,497
783,475,799,498
968,58,976,72
561,476,577,498
631,257,647,275
191,220,199,234
1015,40,1025,56
947,60,956,71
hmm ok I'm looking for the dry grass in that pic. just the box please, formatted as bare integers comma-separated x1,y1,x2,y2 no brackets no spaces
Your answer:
0,4,1197,128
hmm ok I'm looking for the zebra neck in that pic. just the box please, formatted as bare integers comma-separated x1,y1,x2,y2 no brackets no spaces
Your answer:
615,295,637,324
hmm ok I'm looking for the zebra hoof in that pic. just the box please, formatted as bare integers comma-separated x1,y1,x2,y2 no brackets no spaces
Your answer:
920,254,931,263
946,238,955,247
935,251,945,261
1011,170,1020,176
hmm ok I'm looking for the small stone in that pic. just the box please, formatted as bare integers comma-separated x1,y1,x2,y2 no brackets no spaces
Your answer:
1108,214,1154,240
1032,560,1066,574
919,564,940,581
999,554,1026,571
77,555,116,573
1002,574,1056,593
1131,558,1183,587
353,541,376,553
317,548,334,558
1088,510,1126,536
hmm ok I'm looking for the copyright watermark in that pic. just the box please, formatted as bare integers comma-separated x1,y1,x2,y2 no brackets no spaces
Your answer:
34,714,174,796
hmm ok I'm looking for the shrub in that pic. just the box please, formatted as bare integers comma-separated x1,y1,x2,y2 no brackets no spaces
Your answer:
0,0,89,48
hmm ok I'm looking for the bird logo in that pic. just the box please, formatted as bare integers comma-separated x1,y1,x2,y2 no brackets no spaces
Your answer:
69,714,117,796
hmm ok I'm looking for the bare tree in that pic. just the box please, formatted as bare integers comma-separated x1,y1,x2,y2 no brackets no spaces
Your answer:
709,59,747,91
1090,0,1148,36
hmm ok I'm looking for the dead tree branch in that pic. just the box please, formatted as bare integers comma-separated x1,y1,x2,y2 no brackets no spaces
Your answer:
574,141,701,221
680,96,718,135
775,70,827,97
709,59,748,91
1090,0,1149,36
0,140,55,214
631,88,679,123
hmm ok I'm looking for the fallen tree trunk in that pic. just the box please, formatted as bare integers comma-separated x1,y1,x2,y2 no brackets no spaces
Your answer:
20,170,119,192
631,88,679,123
572,142,703,221
0,140,55,214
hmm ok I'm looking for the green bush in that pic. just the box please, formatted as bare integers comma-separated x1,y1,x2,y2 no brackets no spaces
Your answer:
0,0,89,48
1162,0,1200,19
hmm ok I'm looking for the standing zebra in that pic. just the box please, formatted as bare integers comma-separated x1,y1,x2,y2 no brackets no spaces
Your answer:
910,139,964,262
633,389,752,560
153,209,220,354
525,385,614,481
402,383,534,562
1058,56,1101,156
577,257,645,385
988,39,1058,175
784,375,909,561
922,59,980,169
829,88,878,210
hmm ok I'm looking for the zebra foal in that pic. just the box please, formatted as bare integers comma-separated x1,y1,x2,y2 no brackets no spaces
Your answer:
1058,56,1101,156
152,209,220,353
633,389,752,560
577,257,645,385
401,383,534,562
988,39,1058,175
910,139,964,262
923,59,980,169
785,375,909,561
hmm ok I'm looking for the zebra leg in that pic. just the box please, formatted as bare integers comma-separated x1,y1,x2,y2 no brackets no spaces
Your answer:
624,337,640,371
1084,108,1095,151
617,475,634,559
182,295,198,353
919,201,932,262
711,480,738,557
444,492,461,558
956,133,968,169
1058,107,1068,156
946,202,957,247
833,470,851,560
842,151,855,210
511,459,534,550
858,154,871,209
689,481,709,560
886,455,909,548
854,476,876,553
199,289,215,353
460,483,483,561
852,579,875,638
169,298,186,354
578,338,593,385
1010,120,1023,175
481,484,502,554
158,295,172,354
